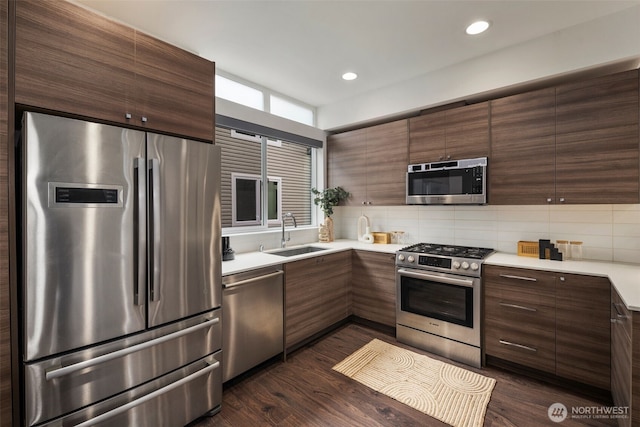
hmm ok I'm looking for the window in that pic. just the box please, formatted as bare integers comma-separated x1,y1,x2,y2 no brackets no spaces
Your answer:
231,173,282,226
216,72,315,126
217,127,314,232
270,95,314,126
215,75,264,111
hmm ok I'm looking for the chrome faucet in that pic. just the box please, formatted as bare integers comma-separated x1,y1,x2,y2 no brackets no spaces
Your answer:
281,212,297,248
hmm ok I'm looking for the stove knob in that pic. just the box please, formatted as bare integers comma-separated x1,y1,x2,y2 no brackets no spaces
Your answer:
470,262,479,271
452,261,461,269
398,254,405,262
461,261,470,270
407,255,415,263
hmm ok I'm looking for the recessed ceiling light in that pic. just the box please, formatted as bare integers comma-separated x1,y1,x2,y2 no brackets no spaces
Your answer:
342,72,358,81
466,20,490,35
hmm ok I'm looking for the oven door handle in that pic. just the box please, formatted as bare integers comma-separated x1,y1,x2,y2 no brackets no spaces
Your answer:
397,268,474,288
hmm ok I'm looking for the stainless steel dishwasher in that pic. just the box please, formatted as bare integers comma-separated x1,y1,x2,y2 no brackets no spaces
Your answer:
222,265,284,382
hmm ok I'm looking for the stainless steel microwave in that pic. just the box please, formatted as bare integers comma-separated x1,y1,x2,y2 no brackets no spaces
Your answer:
406,157,487,205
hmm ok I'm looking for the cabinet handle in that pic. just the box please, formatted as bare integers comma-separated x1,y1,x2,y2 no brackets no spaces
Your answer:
439,156,444,161
141,116,148,123
612,302,628,319
446,155,451,160
546,198,552,203
499,339,537,353
125,113,132,120
499,273,537,282
362,201,367,205
559,197,565,203
499,302,537,312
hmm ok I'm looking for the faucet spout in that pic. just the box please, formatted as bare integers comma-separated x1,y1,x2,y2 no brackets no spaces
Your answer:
281,212,297,248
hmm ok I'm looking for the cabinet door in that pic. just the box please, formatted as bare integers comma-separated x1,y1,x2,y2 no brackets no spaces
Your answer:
556,70,639,204
285,252,351,349
409,111,446,163
134,31,214,141
327,129,367,206
489,88,556,204
351,251,396,327
444,102,489,161
365,120,408,205
483,265,556,373
556,273,611,390
611,288,632,427
15,0,135,124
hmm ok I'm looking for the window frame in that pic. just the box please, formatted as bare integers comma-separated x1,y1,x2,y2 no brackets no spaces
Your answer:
230,172,283,227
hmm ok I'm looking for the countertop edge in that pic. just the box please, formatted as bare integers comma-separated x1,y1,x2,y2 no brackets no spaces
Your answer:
222,240,640,311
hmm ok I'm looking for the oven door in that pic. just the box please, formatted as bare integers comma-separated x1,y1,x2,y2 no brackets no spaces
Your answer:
396,268,480,346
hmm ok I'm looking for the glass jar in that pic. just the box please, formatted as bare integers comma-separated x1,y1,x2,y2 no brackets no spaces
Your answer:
570,241,583,260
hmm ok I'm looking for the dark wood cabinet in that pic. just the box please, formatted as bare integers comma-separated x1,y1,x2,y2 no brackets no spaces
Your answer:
489,88,556,205
15,0,135,125
611,287,632,427
555,70,639,204
409,102,489,164
490,70,639,205
484,265,611,390
284,251,351,350
484,265,556,373
132,32,214,140
15,0,214,141
327,119,407,206
555,273,610,390
351,250,396,327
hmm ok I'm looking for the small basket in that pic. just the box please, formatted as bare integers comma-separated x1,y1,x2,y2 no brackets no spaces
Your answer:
372,232,391,244
517,241,539,258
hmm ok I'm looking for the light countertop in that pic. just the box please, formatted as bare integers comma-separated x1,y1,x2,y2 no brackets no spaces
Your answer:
222,239,640,311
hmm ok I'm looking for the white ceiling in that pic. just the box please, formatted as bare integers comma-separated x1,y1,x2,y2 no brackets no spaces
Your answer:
76,0,640,110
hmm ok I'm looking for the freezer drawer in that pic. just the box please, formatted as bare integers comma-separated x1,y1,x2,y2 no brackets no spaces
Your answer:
42,351,222,427
24,310,221,426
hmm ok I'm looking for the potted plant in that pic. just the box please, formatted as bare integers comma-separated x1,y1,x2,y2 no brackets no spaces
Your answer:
311,187,349,242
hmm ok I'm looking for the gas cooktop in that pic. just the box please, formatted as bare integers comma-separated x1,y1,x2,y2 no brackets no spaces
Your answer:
399,243,495,259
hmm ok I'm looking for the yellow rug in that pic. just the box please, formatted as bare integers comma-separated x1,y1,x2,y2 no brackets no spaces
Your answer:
332,339,496,427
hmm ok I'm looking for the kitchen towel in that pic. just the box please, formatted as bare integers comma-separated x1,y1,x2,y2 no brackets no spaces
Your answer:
333,339,496,427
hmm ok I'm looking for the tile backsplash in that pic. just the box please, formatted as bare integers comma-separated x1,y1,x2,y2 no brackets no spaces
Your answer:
332,204,640,264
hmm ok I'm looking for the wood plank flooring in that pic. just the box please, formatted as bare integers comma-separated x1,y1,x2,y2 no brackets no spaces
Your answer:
193,323,619,426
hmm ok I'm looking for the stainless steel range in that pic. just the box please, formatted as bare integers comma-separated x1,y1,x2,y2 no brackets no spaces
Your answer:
396,243,494,368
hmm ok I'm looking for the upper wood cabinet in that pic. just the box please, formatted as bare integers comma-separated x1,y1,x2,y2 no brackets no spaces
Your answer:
490,70,640,205
489,88,556,204
409,102,489,164
327,119,408,206
555,69,639,204
15,0,214,141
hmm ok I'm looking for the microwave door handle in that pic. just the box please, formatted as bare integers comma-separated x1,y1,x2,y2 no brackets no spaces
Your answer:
397,268,474,288
133,158,146,306
148,159,161,302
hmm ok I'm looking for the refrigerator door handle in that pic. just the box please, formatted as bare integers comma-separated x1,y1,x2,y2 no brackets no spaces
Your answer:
134,158,146,306
148,158,161,302
73,359,220,427
45,317,219,381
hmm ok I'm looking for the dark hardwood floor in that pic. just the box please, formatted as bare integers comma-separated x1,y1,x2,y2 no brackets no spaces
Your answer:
194,323,618,426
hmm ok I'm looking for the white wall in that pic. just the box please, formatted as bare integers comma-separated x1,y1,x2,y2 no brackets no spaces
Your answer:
332,204,640,264
317,5,640,131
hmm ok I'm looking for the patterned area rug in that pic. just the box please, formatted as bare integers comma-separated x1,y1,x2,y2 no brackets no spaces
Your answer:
332,339,496,427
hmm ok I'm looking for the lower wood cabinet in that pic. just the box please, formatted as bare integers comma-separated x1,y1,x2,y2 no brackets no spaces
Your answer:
351,250,397,327
284,251,351,350
611,287,632,427
483,265,611,390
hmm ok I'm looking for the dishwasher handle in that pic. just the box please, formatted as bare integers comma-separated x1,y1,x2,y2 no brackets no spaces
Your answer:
223,270,283,290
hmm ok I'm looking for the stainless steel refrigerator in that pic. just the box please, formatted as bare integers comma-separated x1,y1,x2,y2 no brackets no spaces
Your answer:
19,112,222,426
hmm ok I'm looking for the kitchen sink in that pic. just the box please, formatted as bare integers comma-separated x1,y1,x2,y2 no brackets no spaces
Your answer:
269,246,328,257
